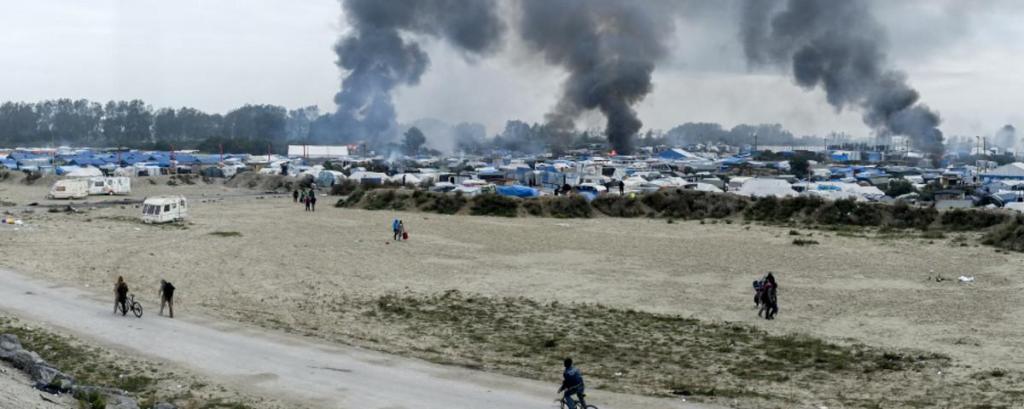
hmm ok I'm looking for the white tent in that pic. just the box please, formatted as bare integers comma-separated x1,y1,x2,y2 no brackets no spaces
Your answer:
735,178,798,198
65,167,103,178
390,173,422,185
287,145,349,158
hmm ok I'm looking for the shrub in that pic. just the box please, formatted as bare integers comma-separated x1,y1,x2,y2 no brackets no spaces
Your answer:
887,202,937,230
592,195,647,217
884,179,916,197
23,171,42,184
470,194,519,217
423,192,467,215
341,189,366,207
364,190,409,210
546,195,592,218
982,216,1024,252
643,190,746,220
812,199,858,225
522,199,545,216
940,209,1009,231
792,239,819,246
330,179,360,196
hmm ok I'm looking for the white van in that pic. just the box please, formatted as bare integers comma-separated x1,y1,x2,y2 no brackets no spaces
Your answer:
87,177,131,196
141,196,188,224
48,179,89,199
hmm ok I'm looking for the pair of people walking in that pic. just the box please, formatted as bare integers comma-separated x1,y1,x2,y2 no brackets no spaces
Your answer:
112,276,175,318
392,219,407,241
294,188,317,212
754,272,779,320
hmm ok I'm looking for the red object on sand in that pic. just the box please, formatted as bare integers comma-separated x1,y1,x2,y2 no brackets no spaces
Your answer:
402,232,409,240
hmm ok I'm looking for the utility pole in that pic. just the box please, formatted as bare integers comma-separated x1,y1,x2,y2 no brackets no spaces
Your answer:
753,133,758,153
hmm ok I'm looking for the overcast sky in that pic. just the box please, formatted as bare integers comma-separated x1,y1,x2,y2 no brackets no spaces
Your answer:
2,0,1022,139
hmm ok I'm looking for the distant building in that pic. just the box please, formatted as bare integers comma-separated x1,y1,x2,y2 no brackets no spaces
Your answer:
980,162,1024,182
287,145,350,159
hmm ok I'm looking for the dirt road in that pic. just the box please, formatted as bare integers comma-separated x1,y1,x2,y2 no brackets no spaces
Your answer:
0,268,717,409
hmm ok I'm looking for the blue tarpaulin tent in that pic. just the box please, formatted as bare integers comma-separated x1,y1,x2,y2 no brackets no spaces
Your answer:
495,185,539,198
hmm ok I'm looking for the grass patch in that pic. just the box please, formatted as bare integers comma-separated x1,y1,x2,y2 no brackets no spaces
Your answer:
792,238,819,246
209,231,242,237
252,290,1021,408
0,315,256,409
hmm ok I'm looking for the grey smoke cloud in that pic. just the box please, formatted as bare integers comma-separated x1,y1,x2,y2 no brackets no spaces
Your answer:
994,124,1017,150
741,0,945,158
517,0,677,154
331,0,505,145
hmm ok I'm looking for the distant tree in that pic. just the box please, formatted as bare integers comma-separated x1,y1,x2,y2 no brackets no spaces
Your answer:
403,127,426,155
286,106,319,142
885,179,916,197
790,157,810,179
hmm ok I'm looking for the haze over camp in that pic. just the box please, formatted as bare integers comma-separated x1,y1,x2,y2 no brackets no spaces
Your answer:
1,1,1024,409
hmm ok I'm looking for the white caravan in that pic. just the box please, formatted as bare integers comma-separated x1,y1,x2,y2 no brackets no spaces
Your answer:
141,196,188,224
48,179,89,199
87,177,131,195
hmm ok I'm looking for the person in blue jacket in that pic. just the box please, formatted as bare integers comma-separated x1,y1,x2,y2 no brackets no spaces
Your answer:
558,357,587,409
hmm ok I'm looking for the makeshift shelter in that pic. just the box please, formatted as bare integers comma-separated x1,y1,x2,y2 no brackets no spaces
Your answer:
496,185,539,198
65,166,103,178
317,170,347,187
200,167,226,178
658,149,697,160
981,162,1024,182
735,178,798,198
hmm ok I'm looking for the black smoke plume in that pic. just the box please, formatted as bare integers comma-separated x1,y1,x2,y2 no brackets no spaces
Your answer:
328,0,505,146
517,0,675,155
994,124,1017,150
742,0,945,160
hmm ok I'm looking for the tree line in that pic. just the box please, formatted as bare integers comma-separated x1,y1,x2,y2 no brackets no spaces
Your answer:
0,98,827,155
0,99,321,154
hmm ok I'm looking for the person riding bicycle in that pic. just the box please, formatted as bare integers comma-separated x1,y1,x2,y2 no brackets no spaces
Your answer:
558,357,587,409
114,276,129,316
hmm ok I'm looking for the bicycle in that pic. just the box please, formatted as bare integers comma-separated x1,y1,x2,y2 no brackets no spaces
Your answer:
556,395,598,409
116,294,144,318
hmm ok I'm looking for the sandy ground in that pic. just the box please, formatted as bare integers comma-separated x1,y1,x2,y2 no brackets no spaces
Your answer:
1,176,1023,402
0,268,717,409
0,361,75,409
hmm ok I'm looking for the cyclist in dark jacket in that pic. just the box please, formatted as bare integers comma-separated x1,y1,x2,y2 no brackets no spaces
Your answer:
558,357,587,409
114,276,129,316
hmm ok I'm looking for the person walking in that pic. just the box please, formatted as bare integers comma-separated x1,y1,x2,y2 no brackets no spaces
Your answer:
308,189,317,212
292,189,299,203
392,219,401,241
158,279,175,318
299,189,307,208
763,272,779,320
618,180,625,195
303,190,311,211
113,276,129,316
398,220,406,241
